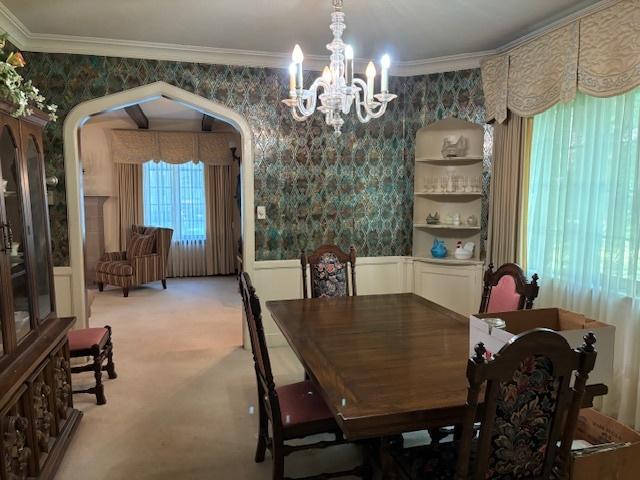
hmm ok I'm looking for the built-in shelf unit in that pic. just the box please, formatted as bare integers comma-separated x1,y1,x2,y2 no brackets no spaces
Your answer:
412,117,484,262
411,117,486,314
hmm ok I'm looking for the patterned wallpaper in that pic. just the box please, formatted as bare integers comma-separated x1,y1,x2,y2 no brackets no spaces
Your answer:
20,51,487,265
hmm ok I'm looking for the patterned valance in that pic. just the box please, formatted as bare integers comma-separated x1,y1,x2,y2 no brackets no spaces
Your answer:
111,129,237,165
482,0,640,123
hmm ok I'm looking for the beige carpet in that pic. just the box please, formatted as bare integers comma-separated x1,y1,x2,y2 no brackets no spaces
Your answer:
55,277,361,480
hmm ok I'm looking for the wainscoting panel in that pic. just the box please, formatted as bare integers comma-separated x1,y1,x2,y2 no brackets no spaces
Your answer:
412,260,483,316
53,267,74,318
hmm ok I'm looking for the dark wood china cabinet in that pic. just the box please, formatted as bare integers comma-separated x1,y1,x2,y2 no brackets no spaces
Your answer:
0,102,81,480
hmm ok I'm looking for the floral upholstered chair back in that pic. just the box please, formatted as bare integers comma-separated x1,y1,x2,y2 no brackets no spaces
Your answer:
479,262,540,314
455,329,597,480
301,245,356,299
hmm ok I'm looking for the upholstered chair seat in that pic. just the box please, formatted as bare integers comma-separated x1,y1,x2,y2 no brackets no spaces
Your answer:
68,327,110,352
275,380,334,431
96,225,173,297
68,326,117,405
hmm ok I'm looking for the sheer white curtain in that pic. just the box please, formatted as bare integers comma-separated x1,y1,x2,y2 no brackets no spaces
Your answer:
527,88,640,428
143,161,207,277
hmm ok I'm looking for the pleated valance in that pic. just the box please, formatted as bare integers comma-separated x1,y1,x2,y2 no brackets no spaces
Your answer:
111,129,237,165
482,0,640,123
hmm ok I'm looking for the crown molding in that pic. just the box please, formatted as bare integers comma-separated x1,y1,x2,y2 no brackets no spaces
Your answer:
0,0,618,77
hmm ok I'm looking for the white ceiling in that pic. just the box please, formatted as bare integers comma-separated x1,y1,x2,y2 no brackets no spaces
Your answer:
88,97,235,131
2,0,602,69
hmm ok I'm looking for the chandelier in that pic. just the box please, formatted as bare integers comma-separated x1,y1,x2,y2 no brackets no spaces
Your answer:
282,0,397,136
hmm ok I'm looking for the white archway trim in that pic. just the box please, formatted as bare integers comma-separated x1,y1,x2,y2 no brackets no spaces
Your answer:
62,81,255,327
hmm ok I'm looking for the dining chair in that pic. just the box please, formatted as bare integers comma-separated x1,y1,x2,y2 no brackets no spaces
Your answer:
479,262,539,314
239,272,368,480
300,244,357,298
391,328,597,480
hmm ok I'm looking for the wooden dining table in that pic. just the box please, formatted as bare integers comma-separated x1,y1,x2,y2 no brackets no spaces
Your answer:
267,293,473,440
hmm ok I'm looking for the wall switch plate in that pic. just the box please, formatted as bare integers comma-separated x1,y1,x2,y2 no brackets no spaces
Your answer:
256,206,266,220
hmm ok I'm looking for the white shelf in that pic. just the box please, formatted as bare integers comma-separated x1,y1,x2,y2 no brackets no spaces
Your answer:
414,192,482,197
416,156,483,165
413,256,484,266
414,224,481,230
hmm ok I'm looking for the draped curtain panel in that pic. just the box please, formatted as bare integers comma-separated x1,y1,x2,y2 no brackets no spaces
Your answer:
142,161,208,278
116,163,143,250
482,0,640,123
488,113,533,267
111,129,236,165
205,165,236,275
527,88,640,428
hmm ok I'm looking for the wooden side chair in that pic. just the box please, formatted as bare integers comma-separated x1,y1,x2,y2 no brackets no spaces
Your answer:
391,329,597,480
68,325,117,405
479,262,540,313
300,244,357,298
239,272,368,480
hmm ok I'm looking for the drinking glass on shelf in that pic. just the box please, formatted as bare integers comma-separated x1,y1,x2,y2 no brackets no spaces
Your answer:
464,176,472,193
439,176,446,193
474,175,482,193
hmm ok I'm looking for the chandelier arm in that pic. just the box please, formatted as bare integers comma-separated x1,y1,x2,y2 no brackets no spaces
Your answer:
291,108,310,122
296,78,331,117
351,78,373,123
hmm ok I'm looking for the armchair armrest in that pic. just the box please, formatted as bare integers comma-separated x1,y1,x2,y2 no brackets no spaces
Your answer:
101,251,127,262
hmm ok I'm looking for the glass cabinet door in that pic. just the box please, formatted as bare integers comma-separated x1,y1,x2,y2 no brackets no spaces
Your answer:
0,125,33,343
25,136,53,322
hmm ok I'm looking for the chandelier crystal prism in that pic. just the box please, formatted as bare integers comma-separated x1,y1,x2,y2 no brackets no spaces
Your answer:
282,0,397,136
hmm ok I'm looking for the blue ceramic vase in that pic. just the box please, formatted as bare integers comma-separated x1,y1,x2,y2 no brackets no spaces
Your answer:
431,239,448,258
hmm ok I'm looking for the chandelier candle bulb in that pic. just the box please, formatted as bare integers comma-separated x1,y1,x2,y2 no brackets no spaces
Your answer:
288,63,297,96
381,54,390,93
322,66,332,84
366,61,376,101
292,44,304,90
345,45,354,84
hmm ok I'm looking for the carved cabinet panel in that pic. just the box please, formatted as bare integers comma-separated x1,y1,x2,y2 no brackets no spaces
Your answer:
0,388,33,480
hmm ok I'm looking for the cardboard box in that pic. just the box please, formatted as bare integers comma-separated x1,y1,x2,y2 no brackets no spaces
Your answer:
470,308,614,385
570,408,640,479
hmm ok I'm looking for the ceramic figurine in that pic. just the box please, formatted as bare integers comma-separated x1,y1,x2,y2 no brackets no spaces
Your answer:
441,135,467,158
454,241,475,260
426,212,440,224
466,215,478,226
431,239,448,258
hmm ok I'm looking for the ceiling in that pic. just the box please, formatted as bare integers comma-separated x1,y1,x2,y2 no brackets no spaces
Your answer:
87,97,235,131
1,0,604,73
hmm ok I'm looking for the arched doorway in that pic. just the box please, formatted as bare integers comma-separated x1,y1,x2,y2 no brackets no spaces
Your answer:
63,81,255,328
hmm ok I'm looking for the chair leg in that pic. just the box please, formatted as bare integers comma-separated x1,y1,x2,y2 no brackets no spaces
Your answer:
93,351,107,405
104,327,117,380
97,282,104,292
271,435,284,480
122,287,129,298
255,399,268,463
162,279,167,289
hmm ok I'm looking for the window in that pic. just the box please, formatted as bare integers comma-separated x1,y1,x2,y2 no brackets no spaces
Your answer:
526,88,640,298
143,161,206,241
